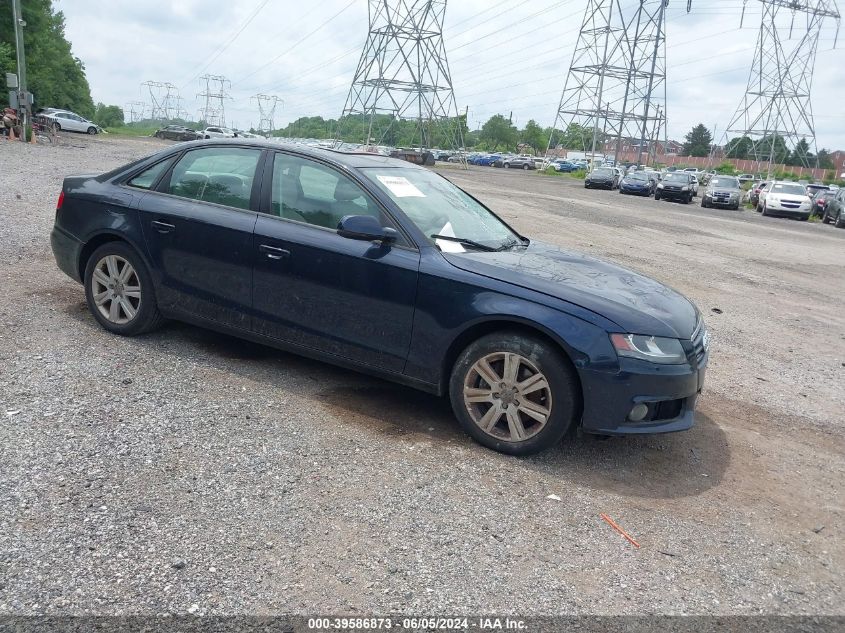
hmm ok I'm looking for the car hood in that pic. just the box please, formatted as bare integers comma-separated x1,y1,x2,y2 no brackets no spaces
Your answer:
442,241,699,339
622,180,650,186
588,174,614,180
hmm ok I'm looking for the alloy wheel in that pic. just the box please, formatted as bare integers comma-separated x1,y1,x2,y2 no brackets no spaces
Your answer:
91,255,141,324
462,352,552,443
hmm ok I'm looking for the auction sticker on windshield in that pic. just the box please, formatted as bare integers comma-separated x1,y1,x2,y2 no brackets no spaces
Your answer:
376,175,426,198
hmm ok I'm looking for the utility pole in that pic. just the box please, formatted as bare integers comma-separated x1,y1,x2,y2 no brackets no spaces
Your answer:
338,0,466,164
549,0,670,167
717,0,840,175
251,94,283,135
197,75,231,127
11,0,30,137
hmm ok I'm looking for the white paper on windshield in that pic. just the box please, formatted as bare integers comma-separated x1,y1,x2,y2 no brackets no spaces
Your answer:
376,175,426,198
434,221,466,253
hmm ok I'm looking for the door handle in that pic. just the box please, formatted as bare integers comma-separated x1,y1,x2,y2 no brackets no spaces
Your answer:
259,244,290,260
151,220,175,234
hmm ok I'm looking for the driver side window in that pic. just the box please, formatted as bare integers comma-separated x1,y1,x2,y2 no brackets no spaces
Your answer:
269,153,394,235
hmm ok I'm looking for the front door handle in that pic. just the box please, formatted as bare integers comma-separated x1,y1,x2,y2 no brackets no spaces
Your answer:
259,244,290,260
151,220,175,234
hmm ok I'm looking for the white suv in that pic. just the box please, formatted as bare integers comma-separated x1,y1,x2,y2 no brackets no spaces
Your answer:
759,181,813,220
201,126,236,139
42,110,99,134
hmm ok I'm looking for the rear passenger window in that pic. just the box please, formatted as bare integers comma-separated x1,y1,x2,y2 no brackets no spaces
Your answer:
127,158,174,190
166,147,261,209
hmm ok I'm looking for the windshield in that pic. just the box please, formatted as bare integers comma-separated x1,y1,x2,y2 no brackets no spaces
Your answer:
771,183,807,196
626,173,648,181
593,168,613,176
664,173,689,183
710,177,740,189
360,167,520,251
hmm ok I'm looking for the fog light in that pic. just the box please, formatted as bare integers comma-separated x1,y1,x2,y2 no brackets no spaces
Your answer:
628,403,649,422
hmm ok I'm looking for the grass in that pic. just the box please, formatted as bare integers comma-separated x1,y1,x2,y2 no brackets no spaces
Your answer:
539,166,587,180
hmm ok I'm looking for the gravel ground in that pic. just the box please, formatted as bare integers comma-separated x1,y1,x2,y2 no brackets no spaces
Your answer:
0,136,843,617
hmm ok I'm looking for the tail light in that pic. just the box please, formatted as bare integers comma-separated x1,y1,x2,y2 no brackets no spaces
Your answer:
57,190,65,211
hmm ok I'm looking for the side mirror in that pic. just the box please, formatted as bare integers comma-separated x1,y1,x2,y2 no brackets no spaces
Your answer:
337,215,397,243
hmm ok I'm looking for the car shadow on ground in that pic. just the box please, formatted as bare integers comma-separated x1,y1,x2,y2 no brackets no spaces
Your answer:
57,300,729,501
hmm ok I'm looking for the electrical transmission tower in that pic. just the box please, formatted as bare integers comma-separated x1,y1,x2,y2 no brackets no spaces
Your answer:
140,81,181,121
337,0,465,158
548,0,668,167
721,0,840,172
197,75,232,127
252,94,283,134
125,101,146,124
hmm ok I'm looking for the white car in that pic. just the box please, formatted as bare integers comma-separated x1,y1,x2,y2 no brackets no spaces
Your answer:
41,110,99,134
690,174,699,196
759,181,813,220
201,126,236,139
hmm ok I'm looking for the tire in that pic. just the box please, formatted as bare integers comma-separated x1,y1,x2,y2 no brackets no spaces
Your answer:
504,163,510,169
54,122,62,131
84,241,164,336
87,127,97,135
835,213,845,228
821,209,830,224
155,132,162,139
654,192,661,200
701,200,707,208
762,203,770,216
801,214,810,221
449,332,580,456
732,204,740,211
522,164,529,171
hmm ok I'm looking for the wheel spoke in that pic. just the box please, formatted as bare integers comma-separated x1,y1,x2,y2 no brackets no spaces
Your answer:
105,256,120,280
477,403,503,432
108,298,120,321
518,399,550,425
517,372,549,396
123,286,141,299
93,269,111,288
464,387,495,404
505,408,527,441
502,353,520,385
119,297,136,320
118,261,135,283
93,290,110,306
475,358,502,388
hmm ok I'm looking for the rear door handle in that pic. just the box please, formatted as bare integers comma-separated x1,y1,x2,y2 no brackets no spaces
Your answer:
259,244,290,260
151,220,175,234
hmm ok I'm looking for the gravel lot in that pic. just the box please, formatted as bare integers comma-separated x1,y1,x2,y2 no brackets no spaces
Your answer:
0,136,843,617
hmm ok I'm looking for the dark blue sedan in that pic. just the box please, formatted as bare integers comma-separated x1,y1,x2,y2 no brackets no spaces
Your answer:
619,171,655,196
50,140,709,455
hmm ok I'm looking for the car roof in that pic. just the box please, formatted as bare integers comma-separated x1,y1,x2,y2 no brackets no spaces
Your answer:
157,138,423,170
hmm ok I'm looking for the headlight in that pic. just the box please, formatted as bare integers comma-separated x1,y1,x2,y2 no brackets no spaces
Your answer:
610,333,687,364
657,183,664,189
682,186,690,191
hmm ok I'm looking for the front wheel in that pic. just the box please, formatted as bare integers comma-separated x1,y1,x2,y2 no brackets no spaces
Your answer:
835,213,845,228
87,127,97,135
654,192,661,200
522,164,529,171
84,242,164,336
504,163,510,169
821,209,830,224
449,332,580,456
762,203,770,216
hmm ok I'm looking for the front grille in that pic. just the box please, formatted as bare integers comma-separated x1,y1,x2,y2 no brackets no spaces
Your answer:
690,319,707,367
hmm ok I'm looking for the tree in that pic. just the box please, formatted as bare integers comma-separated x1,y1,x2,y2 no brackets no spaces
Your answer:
93,103,124,128
520,119,546,155
787,138,812,166
479,114,517,151
725,136,752,160
550,122,596,150
682,123,712,157
0,1,94,117
817,149,834,170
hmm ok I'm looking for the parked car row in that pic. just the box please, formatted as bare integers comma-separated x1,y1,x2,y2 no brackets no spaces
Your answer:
154,125,266,141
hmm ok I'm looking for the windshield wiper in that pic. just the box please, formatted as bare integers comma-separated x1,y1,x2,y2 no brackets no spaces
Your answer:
431,234,498,252
496,236,529,251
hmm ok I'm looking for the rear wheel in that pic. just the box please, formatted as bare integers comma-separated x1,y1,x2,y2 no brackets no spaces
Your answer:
449,332,580,456
822,209,830,223
654,192,661,200
84,242,164,336
522,164,529,171
835,213,845,228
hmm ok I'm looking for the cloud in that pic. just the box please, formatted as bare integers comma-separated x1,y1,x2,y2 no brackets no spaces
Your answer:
57,0,845,149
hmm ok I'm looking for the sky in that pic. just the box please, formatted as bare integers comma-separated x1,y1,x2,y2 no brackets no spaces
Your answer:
58,0,845,150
